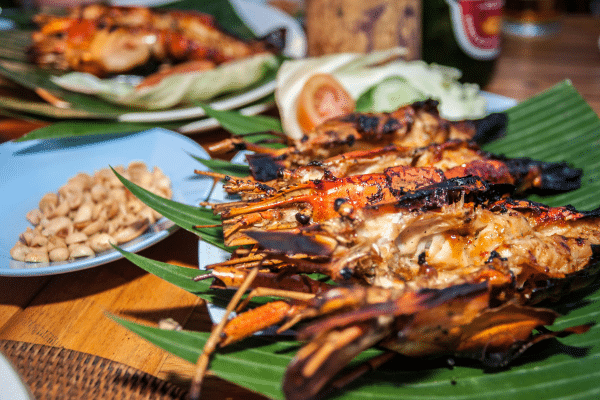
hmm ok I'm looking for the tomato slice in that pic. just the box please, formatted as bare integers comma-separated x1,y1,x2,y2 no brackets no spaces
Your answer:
296,73,355,133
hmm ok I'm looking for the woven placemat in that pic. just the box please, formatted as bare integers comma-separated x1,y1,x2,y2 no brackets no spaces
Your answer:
0,340,188,400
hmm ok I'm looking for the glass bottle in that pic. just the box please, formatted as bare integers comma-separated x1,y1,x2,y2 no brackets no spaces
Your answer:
422,0,504,88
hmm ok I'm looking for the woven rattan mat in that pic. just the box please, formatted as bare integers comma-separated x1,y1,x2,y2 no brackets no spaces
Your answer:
0,340,188,400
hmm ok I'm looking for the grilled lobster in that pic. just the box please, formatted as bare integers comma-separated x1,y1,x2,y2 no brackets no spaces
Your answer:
208,100,508,179
202,140,581,200
28,4,282,77
209,152,583,248
221,180,600,295
198,275,593,400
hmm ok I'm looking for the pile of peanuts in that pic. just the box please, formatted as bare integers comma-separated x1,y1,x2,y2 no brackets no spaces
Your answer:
10,161,172,263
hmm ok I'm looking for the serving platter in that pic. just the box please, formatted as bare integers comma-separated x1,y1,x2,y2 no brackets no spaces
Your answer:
0,128,213,277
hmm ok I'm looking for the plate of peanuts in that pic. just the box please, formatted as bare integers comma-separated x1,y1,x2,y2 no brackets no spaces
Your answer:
0,128,213,276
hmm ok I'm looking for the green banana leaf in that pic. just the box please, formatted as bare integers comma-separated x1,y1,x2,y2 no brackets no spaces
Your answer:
112,80,600,400
14,121,181,141
484,81,600,211
198,103,283,135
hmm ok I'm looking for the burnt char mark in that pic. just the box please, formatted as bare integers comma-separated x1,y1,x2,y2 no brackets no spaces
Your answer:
295,213,311,225
357,115,381,135
246,153,285,182
320,130,357,148
471,113,508,144
333,198,347,211
256,183,276,194
490,198,597,221
382,117,405,134
486,251,507,263
121,58,162,76
392,176,511,211
498,156,583,192
412,99,441,115
538,161,583,192
339,113,358,123
366,182,386,204
583,207,600,218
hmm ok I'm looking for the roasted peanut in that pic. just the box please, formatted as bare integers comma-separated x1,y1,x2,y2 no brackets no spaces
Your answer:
25,248,50,263
42,216,72,237
26,209,43,225
30,233,48,247
68,244,95,259
88,233,116,253
65,231,88,245
11,162,172,264
113,219,149,244
49,247,70,262
19,228,35,246
82,217,106,236
10,243,30,262
90,183,108,202
39,192,58,216
73,202,93,224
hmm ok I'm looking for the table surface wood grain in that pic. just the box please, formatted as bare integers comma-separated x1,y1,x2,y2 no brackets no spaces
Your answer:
1,14,599,400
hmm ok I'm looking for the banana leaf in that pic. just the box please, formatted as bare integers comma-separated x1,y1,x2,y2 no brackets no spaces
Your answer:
14,120,182,141
156,0,256,40
484,80,600,210
13,94,276,141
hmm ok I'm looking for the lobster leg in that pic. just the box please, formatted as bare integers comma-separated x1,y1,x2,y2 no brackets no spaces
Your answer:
284,321,393,400
234,287,315,314
221,300,297,347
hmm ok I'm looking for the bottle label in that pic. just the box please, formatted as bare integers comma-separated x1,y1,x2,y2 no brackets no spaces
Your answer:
445,0,503,60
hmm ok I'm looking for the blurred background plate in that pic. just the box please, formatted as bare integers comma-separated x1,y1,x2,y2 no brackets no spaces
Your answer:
0,128,213,277
0,0,306,124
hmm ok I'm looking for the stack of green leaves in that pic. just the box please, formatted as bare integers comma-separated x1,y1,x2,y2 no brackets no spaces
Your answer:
112,80,600,400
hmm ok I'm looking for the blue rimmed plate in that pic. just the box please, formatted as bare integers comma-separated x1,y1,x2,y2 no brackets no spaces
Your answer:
0,128,213,277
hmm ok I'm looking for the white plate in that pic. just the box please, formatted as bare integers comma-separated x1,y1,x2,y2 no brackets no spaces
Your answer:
197,92,518,323
116,0,306,123
0,353,32,400
0,128,213,277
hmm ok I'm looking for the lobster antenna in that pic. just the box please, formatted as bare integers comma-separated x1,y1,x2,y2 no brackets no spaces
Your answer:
188,265,260,400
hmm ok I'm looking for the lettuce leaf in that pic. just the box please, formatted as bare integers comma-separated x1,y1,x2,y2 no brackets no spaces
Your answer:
52,53,280,110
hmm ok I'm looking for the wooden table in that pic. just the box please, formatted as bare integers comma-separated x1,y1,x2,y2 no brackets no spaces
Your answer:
1,14,599,400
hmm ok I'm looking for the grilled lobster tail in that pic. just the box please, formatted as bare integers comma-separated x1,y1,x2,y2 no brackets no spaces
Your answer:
471,112,509,144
